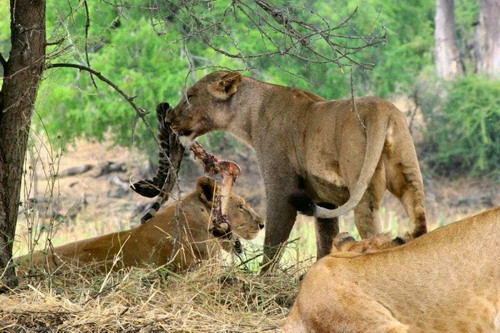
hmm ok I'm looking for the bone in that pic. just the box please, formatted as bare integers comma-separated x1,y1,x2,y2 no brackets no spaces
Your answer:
188,141,241,241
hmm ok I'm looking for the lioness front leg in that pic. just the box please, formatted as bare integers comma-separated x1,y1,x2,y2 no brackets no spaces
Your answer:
261,189,298,273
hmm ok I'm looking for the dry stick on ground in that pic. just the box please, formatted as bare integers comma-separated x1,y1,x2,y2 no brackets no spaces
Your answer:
45,63,158,144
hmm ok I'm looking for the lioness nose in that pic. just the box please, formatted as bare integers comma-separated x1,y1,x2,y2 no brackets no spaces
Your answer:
258,222,265,230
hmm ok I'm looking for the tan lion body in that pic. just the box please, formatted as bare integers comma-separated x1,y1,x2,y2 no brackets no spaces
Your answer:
282,207,500,332
166,71,426,266
16,177,263,272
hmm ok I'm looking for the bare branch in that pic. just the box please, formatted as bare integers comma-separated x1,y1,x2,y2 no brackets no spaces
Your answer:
45,37,66,46
82,0,98,89
154,0,386,74
46,62,158,143
350,68,366,133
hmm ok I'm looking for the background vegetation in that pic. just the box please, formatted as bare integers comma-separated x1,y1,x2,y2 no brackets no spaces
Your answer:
1,0,497,178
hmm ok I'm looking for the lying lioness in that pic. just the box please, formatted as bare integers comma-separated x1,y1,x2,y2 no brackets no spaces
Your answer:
16,177,264,273
282,207,500,332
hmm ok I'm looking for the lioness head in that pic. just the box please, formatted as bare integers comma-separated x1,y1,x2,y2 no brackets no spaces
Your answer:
166,71,243,141
195,176,264,241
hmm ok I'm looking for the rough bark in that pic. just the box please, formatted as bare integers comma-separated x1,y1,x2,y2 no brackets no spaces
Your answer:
475,0,500,76
435,0,463,80
0,0,46,288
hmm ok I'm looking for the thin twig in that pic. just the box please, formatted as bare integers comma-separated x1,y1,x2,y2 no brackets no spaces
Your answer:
46,62,159,143
161,0,385,74
82,0,98,89
408,89,419,135
45,37,66,46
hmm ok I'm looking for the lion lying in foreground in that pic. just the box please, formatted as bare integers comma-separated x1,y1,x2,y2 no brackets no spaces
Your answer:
282,207,500,332
16,177,263,273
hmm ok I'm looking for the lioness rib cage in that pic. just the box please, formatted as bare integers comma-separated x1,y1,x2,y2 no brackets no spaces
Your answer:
130,102,243,251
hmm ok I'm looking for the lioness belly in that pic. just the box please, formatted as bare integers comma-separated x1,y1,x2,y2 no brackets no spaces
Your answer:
304,173,350,206
302,152,350,205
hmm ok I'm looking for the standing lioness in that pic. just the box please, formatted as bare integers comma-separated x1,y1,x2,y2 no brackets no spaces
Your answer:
282,207,500,332
166,71,426,268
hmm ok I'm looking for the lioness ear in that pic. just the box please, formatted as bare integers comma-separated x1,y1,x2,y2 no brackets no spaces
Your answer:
207,72,242,100
196,176,218,204
333,232,356,252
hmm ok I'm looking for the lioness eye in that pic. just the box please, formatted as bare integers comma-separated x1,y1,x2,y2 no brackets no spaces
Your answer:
187,93,194,100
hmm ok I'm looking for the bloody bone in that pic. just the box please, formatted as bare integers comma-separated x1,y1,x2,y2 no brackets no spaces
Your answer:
189,141,241,240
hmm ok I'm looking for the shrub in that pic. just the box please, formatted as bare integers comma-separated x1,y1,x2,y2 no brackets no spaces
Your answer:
424,75,499,178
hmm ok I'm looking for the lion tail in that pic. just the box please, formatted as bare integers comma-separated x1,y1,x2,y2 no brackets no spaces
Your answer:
292,117,389,219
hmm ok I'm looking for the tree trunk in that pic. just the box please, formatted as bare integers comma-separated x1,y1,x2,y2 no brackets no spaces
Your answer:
0,0,46,288
435,0,463,80
475,0,500,76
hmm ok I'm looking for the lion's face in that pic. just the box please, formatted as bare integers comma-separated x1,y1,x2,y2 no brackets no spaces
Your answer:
166,71,242,141
195,176,264,242
226,194,264,240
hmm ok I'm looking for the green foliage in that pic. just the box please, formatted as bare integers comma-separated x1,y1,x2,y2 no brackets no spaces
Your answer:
425,76,500,177
346,0,435,97
2,0,495,179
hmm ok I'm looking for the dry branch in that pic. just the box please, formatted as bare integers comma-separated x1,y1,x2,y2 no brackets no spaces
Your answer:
82,0,98,89
155,0,386,72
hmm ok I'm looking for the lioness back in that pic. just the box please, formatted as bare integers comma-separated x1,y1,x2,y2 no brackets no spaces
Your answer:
283,207,500,332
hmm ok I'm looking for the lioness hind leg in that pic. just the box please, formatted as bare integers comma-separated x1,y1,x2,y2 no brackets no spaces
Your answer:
353,198,382,239
353,181,385,239
400,188,427,237
314,216,339,259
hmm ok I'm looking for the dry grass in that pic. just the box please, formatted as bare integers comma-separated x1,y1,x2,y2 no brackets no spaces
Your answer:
6,138,497,332
2,250,310,332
